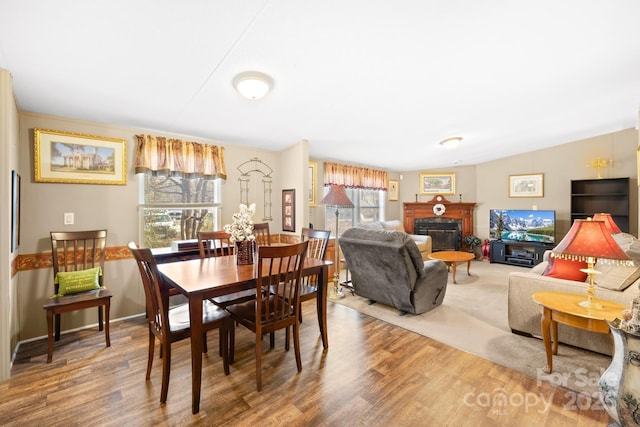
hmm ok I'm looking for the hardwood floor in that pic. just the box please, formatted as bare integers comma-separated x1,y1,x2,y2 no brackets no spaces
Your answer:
2,301,610,426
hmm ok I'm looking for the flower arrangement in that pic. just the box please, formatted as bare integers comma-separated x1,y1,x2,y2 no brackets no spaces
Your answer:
223,203,257,243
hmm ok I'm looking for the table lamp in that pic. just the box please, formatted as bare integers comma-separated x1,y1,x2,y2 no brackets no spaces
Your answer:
552,218,632,309
591,212,622,234
319,184,354,299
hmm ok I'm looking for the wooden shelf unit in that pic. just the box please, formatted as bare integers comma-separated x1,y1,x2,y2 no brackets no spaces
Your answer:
570,177,630,232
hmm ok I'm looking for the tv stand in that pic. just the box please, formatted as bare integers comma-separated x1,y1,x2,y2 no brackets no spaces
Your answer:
489,240,552,268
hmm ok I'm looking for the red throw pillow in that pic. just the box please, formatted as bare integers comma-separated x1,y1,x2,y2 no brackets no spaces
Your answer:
542,257,588,281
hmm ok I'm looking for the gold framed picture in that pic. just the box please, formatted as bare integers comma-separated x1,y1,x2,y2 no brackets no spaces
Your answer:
388,179,399,201
309,161,317,206
509,173,544,198
419,172,455,195
34,128,127,185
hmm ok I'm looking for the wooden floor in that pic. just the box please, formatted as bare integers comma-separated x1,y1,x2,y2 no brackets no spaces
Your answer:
1,301,610,426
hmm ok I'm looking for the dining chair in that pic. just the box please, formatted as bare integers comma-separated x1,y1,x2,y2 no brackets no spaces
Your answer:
127,242,231,403
225,240,309,391
199,231,258,310
253,222,271,246
43,230,112,363
197,230,234,258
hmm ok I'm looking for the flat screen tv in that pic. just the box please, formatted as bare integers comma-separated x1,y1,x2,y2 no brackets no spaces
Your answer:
489,209,556,244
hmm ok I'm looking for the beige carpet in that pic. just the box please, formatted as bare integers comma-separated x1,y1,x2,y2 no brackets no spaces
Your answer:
332,260,612,394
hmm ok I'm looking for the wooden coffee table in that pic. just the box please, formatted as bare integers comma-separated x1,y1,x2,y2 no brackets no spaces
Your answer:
532,291,625,373
428,251,475,284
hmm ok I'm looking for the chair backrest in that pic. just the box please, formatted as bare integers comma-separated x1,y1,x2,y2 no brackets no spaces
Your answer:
198,231,234,258
51,230,107,295
256,241,308,329
300,227,330,260
127,242,170,337
253,222,271,246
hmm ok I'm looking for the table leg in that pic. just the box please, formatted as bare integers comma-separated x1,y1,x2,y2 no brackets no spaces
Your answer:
317,264,329,349
466,260,471,276
189,295,204,414
451,262,458,284
551,320,558,355
541,307,553,373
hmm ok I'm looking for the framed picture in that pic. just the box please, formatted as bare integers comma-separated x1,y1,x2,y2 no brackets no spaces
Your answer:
282,189,295,232
309,161,317,206
388,179,399,201
419,172,455,195
34,128,127,185
509,173,544,198
11,170,20,252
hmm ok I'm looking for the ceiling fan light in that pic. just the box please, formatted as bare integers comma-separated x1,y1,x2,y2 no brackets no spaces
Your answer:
233,71,273,100
439,136,463,149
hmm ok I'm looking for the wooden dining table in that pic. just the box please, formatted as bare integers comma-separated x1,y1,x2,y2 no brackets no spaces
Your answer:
156,254,331,414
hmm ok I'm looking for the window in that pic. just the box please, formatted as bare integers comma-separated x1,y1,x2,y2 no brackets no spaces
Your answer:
324,188,385,236
139,174,222,248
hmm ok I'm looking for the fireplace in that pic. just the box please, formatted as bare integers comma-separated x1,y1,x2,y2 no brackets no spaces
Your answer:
403,195,476,251
414,218,462,251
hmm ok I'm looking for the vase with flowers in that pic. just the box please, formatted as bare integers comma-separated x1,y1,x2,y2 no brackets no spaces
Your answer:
224,203,257,265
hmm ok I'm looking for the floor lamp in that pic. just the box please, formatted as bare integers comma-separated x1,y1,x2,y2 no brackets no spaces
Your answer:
319,184,354,300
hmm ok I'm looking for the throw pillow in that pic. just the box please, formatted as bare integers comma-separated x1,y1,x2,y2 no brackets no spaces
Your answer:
542,257,588,282
54,267,102,296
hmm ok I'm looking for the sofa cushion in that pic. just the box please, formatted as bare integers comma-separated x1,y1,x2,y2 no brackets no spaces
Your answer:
542,257,588,282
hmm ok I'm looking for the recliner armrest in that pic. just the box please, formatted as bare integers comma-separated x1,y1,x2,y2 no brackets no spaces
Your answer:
409,234,432,254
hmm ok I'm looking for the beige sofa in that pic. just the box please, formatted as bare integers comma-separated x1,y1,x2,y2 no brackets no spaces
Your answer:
508,233,640,355
358,220,432,260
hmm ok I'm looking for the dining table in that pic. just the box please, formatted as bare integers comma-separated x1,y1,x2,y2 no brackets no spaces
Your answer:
156,254,331,414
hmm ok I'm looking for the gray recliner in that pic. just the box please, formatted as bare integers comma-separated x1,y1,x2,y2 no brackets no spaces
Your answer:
338,227,448,315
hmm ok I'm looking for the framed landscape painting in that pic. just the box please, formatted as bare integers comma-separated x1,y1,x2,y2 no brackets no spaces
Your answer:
509,173,544,198
34,128,127,185
419,172,455,195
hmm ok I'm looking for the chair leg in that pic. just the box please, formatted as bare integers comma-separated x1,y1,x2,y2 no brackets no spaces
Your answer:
202,333,208,354
229,323,236,364
255,332,263,392
160,341,171,403
269,332,275,349
98,305,104,331
222,320,230,375
104,302,111,347
54,313,61,341
285,326,290,351
293,322,302,372
146,330,155,380
46,309,54,363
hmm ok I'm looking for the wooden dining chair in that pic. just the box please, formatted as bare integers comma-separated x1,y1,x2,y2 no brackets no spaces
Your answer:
197,230,234,258
297,228,330,316
128,242,231,403
199,231,258,310
253,222,271,246
43,230,112,363
225,240,309,391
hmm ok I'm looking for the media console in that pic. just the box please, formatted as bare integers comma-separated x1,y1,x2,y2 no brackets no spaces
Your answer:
489,240,552,268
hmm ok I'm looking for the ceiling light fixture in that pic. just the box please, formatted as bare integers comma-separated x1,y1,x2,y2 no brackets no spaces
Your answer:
233,71,274,100
440,136,463,149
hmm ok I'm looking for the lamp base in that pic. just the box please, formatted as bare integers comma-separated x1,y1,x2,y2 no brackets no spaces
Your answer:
327,277,345,300
579,300,604,310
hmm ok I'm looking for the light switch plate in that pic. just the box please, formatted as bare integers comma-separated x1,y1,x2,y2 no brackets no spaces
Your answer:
64,212,74,225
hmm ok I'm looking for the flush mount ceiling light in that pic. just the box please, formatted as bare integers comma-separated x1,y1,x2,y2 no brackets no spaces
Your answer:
233,71,274,100
439,136,463,149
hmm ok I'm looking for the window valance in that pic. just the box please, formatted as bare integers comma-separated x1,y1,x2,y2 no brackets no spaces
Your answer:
323,162,388,191
134,134,227,180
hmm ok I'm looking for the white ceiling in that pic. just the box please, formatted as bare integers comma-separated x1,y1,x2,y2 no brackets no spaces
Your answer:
1,1,639,172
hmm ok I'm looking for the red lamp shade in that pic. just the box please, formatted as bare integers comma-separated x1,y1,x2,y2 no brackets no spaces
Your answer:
319,185,354,208
592,213,622,234
553,219,630,262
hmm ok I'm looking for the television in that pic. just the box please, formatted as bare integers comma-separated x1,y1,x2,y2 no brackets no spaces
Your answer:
489,209,556,244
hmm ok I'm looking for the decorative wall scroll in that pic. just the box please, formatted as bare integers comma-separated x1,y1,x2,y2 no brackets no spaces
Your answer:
388,179,398,201
237,157,273,221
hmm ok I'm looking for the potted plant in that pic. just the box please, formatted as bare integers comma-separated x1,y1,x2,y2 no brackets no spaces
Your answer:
464,235,482,259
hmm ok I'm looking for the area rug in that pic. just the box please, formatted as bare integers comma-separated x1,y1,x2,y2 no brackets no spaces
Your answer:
332,260,612,394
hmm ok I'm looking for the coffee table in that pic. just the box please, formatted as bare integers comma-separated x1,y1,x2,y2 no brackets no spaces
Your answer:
532,291,625,373
428,251,475,284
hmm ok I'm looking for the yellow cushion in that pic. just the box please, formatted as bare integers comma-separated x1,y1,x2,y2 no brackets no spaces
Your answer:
54,267,102,296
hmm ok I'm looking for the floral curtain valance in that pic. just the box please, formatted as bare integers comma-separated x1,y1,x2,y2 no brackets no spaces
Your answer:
323,162,388,191
134,134,227,180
